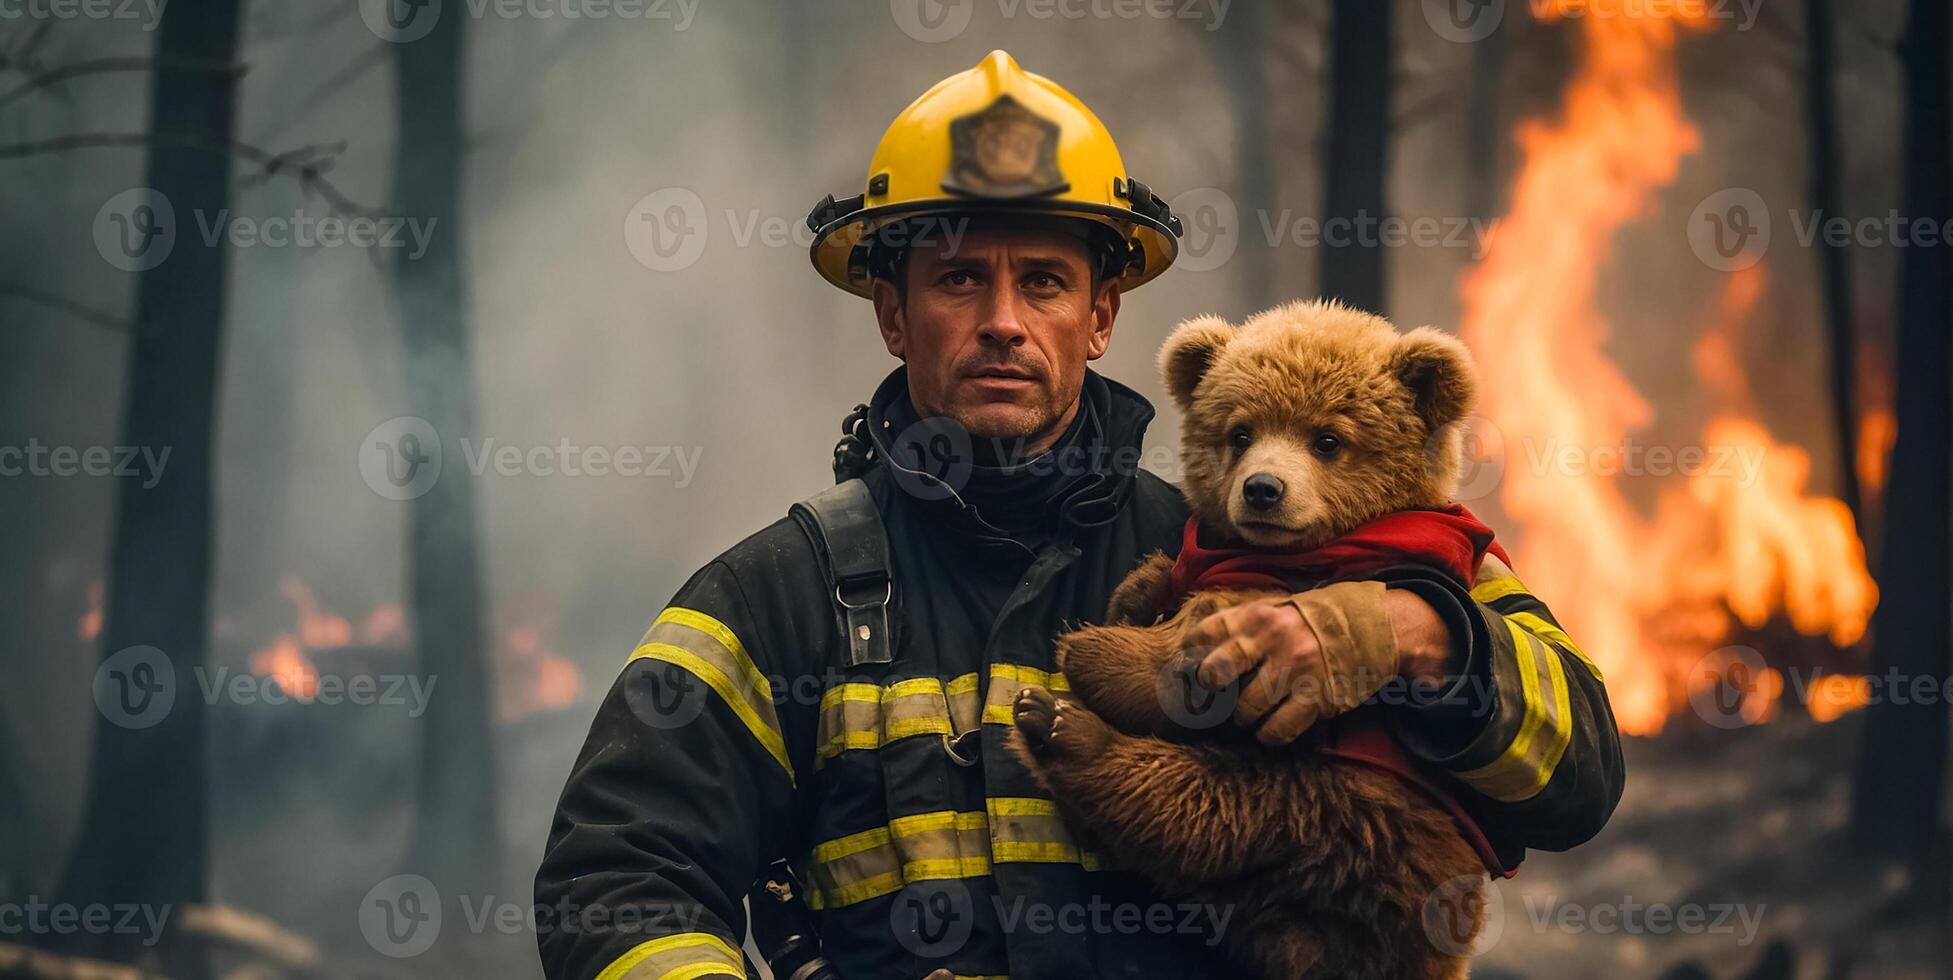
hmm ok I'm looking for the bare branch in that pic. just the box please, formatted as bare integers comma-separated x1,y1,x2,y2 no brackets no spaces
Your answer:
255,42,388,144
0,281,127,332
0,22,58,77
0,56,243,111
0,131,383,217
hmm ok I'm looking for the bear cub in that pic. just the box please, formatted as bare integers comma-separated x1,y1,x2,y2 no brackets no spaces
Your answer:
1010,300,1497,980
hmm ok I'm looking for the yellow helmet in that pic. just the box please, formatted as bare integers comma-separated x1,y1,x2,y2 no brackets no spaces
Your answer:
806,50,1182,298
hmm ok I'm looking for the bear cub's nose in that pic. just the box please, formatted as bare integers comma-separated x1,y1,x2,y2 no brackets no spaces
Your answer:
1242,472,1285,511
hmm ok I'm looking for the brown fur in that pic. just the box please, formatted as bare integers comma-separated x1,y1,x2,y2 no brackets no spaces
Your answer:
1010,301,1489,979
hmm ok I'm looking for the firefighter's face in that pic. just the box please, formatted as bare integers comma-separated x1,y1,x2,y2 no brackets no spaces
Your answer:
872,225,1120,453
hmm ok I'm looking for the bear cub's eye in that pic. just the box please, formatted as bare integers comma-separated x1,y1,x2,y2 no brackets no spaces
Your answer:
1228,426,1253,452
1311,433,1343,459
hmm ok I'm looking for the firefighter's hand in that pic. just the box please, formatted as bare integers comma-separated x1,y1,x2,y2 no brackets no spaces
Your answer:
923,971,955,980
1187,582,1446,745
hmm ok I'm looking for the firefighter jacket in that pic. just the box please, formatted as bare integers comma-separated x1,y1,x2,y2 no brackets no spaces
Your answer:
535,367,1626,980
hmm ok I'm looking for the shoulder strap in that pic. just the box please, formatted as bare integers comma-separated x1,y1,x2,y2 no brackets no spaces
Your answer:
789,478,897,667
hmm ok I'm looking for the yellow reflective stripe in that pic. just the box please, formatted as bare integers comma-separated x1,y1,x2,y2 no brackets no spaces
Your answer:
885,677,946,697
631,607,791,780
804,809,992,910
815,682,883,760
1457,623,1572,802
990,663,1071,688
890,809,989,835
1506,610,1603,682
803,799,1104,911
885,678,956,740
981,664,1070,725
595,932,744,980
1469,574,1530,605
811,823,892,864
947,672,982,732
806,824,903,908
656,607,765,688
820,683,881,709
984,797,1058,817
986,797,1102,870
814,674,985,766
892,809,991,880
809,871,905,910
1472,571,1605,682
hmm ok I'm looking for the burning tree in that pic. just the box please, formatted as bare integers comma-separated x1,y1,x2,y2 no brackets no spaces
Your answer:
1455,1,1878,736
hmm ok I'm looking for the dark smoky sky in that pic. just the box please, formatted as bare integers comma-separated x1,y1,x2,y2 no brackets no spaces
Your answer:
0,0,1917,963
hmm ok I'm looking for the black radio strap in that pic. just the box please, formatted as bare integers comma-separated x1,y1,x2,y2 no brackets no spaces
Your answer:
789,478,897,667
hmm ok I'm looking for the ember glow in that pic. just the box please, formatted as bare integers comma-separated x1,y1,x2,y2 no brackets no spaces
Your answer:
77,580,102,642
250,634,322,702
1459,3,1878,734
497,616,584,723
244,576,582,721
247,575,407,702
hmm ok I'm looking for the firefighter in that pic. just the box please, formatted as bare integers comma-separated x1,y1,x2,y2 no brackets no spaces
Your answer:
537,50,1624,980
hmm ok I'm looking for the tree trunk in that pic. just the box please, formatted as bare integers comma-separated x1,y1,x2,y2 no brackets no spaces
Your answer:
56,0,243,969
1463,6,1509,227
1320,0,1391,314
1849,0,1950,857
1803,0,1862,526
1212,0,1276,310
393,8,499,894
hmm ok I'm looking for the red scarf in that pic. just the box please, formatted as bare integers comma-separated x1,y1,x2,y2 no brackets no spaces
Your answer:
1166,504,1510,604
1165,504,1520,878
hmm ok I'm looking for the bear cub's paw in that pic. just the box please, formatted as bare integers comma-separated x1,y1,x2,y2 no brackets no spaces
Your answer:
1011,686,1111,758
1011,686,1059,751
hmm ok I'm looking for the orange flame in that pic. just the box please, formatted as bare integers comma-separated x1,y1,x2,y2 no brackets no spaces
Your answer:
1806,673,1872,723
497,619,583,723
249,576,403,700
250,634,321,701
78,580,103,641
247,576,586,722
1857,409,1896,499
1460,5,1876,733
1855,341,1897,500
280,575,352,649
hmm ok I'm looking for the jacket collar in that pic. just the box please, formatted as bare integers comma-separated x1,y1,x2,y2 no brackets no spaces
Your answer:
862,366,1156,538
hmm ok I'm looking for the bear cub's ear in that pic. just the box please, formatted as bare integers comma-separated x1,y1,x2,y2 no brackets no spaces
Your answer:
1391,327,1479,434
1158,315,1236,411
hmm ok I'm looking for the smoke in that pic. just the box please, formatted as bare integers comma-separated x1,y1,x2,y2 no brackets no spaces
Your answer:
0,0,1910,972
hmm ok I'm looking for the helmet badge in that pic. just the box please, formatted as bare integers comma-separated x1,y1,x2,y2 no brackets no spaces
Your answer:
942,95,1069,199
